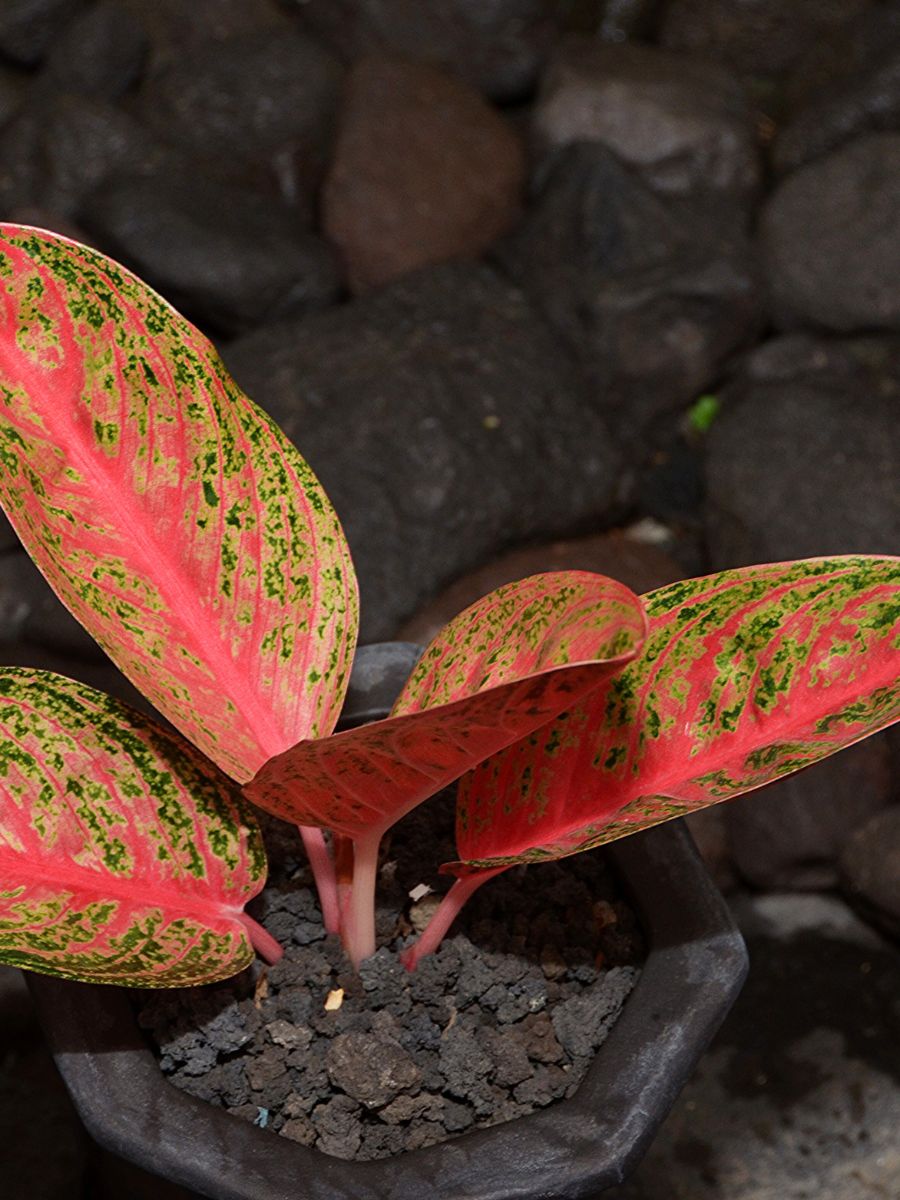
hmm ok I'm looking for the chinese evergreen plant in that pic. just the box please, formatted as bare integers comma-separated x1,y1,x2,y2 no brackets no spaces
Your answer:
0,224,897,985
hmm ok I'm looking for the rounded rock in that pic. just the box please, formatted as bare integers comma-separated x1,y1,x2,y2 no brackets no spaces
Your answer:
840,807,900,938
659,0,873,81
326,1031,421,1109
0,0,83,65
761,134,900,332
775,4,900,173
136,29,342,173
532,39,760,197
323,55,525,292
42,1,149,99
82,173,341,336
705,334,900,568
223,262,622,641
725,739,894,892
287,0,553,101
494,141,760,441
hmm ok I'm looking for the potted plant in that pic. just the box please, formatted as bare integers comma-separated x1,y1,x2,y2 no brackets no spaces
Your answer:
1,224,898,1197
29,643,750,1200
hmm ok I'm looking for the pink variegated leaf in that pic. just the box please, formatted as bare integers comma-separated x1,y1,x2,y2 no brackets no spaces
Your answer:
245,572,647,841
0,224,358,784
0,668,271,986
449,556,900,874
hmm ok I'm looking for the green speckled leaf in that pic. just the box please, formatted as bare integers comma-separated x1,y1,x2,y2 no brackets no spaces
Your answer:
0,224,358,784
0,667,266,986
451,556,900,873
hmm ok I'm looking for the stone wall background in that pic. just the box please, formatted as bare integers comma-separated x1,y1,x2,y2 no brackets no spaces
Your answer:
0,2,898,1197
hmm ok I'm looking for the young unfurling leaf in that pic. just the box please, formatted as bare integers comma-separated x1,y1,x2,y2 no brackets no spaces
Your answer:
246,571,648,964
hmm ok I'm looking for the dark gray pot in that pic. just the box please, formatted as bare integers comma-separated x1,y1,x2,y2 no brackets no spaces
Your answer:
28,643,748,1200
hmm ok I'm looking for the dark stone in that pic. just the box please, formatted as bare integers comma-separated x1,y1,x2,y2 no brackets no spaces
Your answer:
288,0,555,101
397,1011,441,1053
201,999,261,1056
136,29,342,187
442,1099,475,1132
453,952,508,1009
397,529,684,646
322,55,525,292
704,334,900,568
776,4,900,173
357,948,410,1012
403,1119,455,1152
139,989,261,1074
280,1114,316,1145
211,1059,251,1108
512,1064,571,1107
0,65,27,131
377,1091,442,1124
0,92,168,218
725,738,894,891
172,1042,218,1079
268,946,331,991
0,0,83,65
533,39,760,197
840,807,900,939
784,1,900,108
246,1046,289,1097
547,0,658,42
438,1025,491,1100
357,1123,404,1158
245,1060,288,1103
41,1,148,98
494,143,760,442
495,975,549,1023
223,262,622,641
326,1031,421,1108
761,134,900,332
658,0,872,82
550,968,637,1058
0,551,103,661
607,894,900,1198
81,172,341,336
287,1040,329,1101
519,1012,566,1063
477,1025,534,1087
113,0,290,74
311,1093,362,1159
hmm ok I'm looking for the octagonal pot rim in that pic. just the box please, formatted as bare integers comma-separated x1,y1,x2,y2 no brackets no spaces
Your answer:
28,641,748,1200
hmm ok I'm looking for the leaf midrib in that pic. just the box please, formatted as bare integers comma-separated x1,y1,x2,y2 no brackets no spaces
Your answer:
0,842,250,924
473,669,899,863
3,312,289,770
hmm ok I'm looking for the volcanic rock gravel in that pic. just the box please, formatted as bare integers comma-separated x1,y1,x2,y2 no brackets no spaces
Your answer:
138,805,642,1161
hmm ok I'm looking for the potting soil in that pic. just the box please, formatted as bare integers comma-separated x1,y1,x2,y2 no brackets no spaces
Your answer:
137,798,643,1161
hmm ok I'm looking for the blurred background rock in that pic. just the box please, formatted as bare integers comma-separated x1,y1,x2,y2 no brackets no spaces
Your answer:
0,2,897,1197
